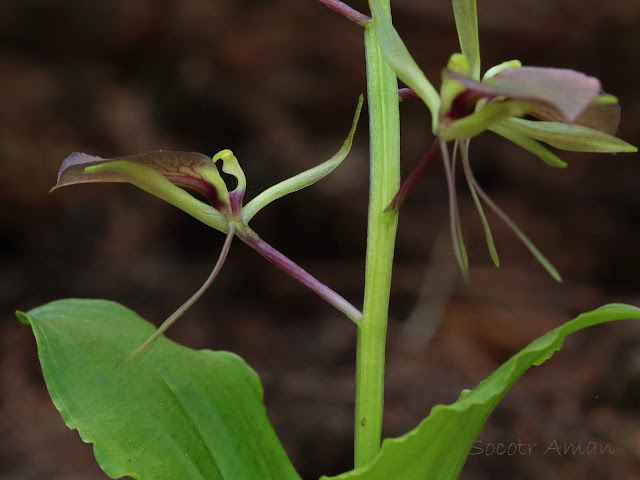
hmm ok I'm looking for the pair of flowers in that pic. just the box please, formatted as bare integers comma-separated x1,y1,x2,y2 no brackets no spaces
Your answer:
55,0,635,354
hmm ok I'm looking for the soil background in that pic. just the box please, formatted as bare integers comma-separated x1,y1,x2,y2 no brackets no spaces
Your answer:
1,1,640,479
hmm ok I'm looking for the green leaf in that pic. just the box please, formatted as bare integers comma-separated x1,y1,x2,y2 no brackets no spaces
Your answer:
323,303,640,480
490,123,568,168
452,0,480,80
368,0,440,131
18,299,301,480
499,118,638,153
242,95,363,224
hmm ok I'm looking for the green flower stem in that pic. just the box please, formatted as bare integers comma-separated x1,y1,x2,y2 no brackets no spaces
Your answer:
355,5,400,467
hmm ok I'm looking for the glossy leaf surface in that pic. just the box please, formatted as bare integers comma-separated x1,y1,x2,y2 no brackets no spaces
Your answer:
18,299,301,480
323,304,640,480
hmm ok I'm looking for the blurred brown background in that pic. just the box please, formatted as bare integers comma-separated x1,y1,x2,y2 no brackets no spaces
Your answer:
1,0,639,479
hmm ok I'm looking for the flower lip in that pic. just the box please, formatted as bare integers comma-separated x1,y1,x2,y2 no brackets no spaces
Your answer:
55,150,229,211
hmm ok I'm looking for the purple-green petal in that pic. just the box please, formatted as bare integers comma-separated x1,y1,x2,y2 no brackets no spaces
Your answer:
447,67,601,124
485,67,601,122
55,151,226,208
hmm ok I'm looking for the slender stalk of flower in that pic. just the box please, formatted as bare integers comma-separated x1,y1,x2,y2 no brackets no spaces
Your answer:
385,139,440,212
129,226,236,359
315,0,370,25
236,228,362,323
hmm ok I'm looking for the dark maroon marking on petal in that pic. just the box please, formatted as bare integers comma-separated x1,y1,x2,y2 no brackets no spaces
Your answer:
55,150,228,211
448,90,488,121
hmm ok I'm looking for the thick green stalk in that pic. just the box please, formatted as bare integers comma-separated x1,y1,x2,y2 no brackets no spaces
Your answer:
354,5,400,467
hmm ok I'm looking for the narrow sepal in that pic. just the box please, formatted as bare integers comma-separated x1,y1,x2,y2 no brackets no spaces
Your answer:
465,163,562,282
452,0,480,80
460,141,500,266
441,139,469,281
368,0,440,131
490,123,568,168
242,95,363,224
500,118,637,153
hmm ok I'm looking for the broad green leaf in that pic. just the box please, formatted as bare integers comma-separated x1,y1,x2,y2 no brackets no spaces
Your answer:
499,118,637,153
368,0,440,131
323,303,640,480
490,123,568,168
18,299,301,480
242,95,363,224
452,0,480,80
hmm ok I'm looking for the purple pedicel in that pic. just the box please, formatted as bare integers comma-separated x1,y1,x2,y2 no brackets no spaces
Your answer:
237,230,362,323
315,0,370,24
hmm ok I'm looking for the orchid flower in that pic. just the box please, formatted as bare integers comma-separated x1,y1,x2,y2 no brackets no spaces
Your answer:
53,96,364,357
362,0,637,281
